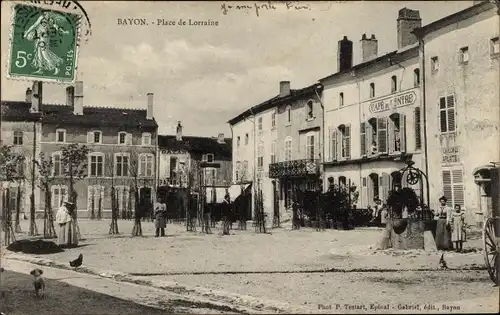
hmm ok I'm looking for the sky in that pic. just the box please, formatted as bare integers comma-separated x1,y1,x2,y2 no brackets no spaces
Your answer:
1,1,472,137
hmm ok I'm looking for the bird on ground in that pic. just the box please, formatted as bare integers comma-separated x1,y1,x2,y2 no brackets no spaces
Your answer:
69,253,83,268
439,253,448,269
0,267,4,272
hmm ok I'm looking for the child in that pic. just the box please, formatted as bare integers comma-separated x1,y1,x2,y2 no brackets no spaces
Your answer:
450,204,466,252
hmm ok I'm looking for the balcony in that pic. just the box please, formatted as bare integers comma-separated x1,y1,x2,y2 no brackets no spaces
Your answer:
269,159,320,178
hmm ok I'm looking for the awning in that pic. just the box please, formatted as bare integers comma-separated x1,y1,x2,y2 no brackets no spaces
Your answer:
473,164,498,176
228,183,252,200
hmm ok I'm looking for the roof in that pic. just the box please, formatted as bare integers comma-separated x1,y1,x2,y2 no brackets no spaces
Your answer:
413,1,497,38
319,45,419,84
158,135,232,159
227,83,323,125
1,101,158,129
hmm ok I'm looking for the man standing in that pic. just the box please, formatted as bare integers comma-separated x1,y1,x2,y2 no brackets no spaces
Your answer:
221,192,231,235
154,196,167,237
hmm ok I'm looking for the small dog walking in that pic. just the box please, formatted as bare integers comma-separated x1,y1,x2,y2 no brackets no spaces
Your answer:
30,268,45,299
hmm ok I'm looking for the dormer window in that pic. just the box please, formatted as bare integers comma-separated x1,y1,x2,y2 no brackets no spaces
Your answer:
285,105,292,123
87,131,102,144
369,83,375,98
56,129,66,143
202,154,214,162
118,132,127,145
141,132,151,146
339,93,344,107
391,76,397,93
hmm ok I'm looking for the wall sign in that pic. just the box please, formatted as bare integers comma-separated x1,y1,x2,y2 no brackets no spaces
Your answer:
369,91,417,113
442,146,460,164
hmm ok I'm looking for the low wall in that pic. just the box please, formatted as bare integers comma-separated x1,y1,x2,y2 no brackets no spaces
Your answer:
387,219,436,250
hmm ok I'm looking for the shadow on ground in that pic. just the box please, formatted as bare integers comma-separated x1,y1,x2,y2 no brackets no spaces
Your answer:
6,239,94,255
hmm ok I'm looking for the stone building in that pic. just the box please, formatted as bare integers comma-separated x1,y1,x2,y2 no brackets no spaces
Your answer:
320,8,425,208
414,0,500,224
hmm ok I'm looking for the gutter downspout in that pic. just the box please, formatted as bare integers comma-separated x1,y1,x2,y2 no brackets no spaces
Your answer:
247,109,257,219
313,85,325,192
229,124,234,184
419,37,431,206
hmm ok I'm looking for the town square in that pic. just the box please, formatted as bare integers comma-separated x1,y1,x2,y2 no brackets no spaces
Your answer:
1,1,499,314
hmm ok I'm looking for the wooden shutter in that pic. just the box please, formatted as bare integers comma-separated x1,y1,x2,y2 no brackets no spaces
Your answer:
367,176,374,205
87,186,94,213
414,107,421,150
331,130,337,161
452,169,464,207
400,113,406,153
328,127,333,161
442,170,453,207
361,177,368,208
87,132,93,143
126,133,132,145
345,124,351,159
439,97,447,132
379,175,385,202
378,118,388,154
388,117,395,154
360,122,366,157
336,129,341,161
366,123,373,156
382,173,390,201
446,95,456,132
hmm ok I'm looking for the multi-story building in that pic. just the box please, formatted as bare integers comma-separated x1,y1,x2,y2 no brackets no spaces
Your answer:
1,81,158,219
157,122,232,206
269,82,324,210
320,8,425,208
414,0,500,224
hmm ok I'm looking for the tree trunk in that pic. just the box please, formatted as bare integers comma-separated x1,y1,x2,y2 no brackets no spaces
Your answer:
29,193,38,236
109,187,119,234
15,184,22,232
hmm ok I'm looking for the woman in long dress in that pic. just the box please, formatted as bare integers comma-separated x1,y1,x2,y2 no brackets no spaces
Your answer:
55,201,72,247
450,204,466,252
434,196,453,250
154,197,167,237
23,11,70,75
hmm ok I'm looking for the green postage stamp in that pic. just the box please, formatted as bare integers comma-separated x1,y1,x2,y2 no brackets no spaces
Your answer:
8,3,80,83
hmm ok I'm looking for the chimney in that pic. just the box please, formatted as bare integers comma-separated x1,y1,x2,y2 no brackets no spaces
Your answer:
30,81,42,113
360,34,378,63
176,121,182,141
279,81,290,97
217,133,225,144
74,81,83,115
25,88,32,103
66,86,75,107
146,92,153,120
337,36,353,72
397,8,422,49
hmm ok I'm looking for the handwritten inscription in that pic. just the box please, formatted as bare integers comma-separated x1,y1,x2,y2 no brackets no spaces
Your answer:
369,91,417,113
221,1,311,17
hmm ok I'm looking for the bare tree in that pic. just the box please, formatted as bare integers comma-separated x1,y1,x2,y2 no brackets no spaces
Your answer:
235,162,248,230
35,152,57,238
108,148,119,234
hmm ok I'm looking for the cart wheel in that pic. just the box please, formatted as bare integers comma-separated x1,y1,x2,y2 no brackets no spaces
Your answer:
483,217,499,285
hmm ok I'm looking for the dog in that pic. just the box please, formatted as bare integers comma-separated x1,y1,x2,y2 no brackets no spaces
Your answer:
30,268,45,298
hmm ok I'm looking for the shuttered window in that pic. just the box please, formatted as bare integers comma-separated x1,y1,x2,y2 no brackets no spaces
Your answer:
88,185,104,214
360,122,366,157
377,118,388,154
51,185,68,210
361,177,368,207
379,173,391,202
339,125,351,159
414,107,421,150
331,130,337,161
439,95,456,133
442,168,465,207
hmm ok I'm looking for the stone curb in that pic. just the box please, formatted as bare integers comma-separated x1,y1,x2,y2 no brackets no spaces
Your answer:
3,253,305,314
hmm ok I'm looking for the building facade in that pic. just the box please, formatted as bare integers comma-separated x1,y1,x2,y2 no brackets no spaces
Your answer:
321,8,425,209
1,81,158,219
414,0,500,224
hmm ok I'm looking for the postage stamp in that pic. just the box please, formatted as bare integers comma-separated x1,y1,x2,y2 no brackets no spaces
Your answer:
7,3,80,83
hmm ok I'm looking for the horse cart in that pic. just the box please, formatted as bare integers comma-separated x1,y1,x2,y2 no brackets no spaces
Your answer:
477,163,500,285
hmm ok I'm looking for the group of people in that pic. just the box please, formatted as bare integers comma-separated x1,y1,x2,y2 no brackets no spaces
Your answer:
435,195,467,252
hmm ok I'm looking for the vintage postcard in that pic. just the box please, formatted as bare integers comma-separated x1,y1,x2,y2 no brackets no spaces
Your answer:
1,1,499,314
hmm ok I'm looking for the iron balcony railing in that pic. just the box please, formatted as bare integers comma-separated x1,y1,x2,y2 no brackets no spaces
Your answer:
269,159,320,178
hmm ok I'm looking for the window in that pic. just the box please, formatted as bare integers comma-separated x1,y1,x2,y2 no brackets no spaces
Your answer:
360,122,366,157
118,132,127,144
338,125,351,159
142,132,152,146
368,173,380,203
339,176,347,187
413,68,420,87
89,153,104,177
285,105,291,123
330,127,338,161
306,101,314,119
235,161,241,181
391,75,397,93
87,131,102,144
439,95,456,133
459,47,469,64
13,131,23,145
258,117,263,131
139,153,154,177
237,136,240,147
284,137,292,161
369,83,375,98
257,142,264,169
366,117,387,155
113,186,130,216
491,37,500,56
115,153,129,177
56,129,66,143
389,113,406,153
339,93,344,107
207,154,214,162
88,185,105,213
414,107,422,150
51,185,68,210
270,141,276,163
245,133,249,145
242,160,248,180
431,56,439,72
52,152,63,176
271,112,276,129
306,134,315,160
204,168,217,186
442,168,465,208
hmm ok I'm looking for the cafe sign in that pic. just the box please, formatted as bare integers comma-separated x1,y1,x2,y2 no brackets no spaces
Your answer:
369,91,417,113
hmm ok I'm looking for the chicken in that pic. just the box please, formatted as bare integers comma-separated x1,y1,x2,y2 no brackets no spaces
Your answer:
0,267,4,272
439,253,448,269
69,253,83,268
